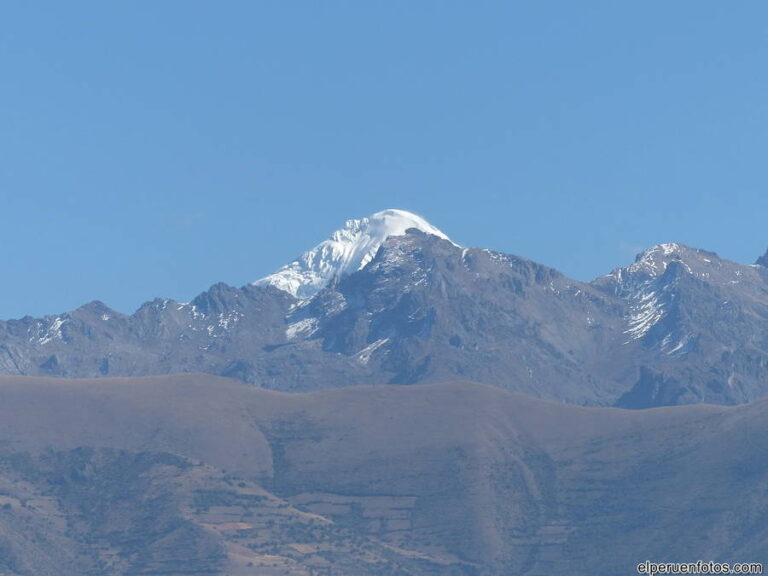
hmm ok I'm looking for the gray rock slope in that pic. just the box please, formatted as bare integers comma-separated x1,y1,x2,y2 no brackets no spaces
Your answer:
2,231,768,408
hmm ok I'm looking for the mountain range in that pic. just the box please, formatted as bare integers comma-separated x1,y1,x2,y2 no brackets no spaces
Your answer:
2,208,768,409
3,209,768,575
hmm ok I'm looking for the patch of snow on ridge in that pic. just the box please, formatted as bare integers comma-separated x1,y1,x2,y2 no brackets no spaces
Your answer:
255,209,456,300
356,338,389,365
286,317,319,340
625,290,664,340
616,244,692,347
37,317,68,345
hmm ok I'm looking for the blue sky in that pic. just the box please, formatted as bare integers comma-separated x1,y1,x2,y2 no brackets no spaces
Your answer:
2,2,767,318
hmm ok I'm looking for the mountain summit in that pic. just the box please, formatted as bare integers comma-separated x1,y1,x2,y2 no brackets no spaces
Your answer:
254,209,454,299
757,248,768,268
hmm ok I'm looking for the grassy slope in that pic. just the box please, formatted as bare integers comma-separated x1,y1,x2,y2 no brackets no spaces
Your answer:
0,375,765,575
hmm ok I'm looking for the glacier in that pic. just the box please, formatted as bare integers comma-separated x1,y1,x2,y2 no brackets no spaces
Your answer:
254,209,455,299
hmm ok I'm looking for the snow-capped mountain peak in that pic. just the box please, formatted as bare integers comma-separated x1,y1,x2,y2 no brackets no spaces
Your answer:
254,209,455,299
630,243,687,277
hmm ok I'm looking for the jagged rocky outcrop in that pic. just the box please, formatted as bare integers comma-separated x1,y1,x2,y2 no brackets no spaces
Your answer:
757,248,768,268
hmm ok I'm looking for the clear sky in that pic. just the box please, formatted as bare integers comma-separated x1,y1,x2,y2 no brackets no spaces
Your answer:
2,2,767,318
